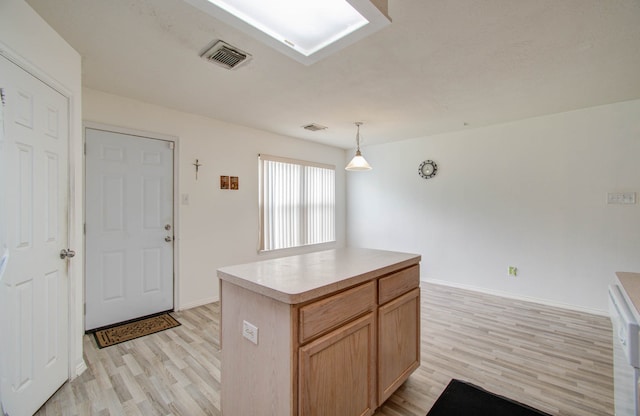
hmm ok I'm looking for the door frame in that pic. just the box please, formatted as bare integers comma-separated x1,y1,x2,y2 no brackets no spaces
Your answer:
83,121,181,318
0,43,85,381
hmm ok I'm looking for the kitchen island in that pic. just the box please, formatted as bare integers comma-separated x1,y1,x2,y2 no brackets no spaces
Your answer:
217,248,421,416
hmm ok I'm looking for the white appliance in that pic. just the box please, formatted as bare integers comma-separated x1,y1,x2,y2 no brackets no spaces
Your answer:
609,284,640,416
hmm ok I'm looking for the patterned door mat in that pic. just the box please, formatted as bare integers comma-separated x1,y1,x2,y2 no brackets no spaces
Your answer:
92,313,181,348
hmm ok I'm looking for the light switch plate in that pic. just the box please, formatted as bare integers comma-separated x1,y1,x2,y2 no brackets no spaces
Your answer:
242,320,258,345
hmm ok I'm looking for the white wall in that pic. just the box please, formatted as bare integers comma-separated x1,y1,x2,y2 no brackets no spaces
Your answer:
0,0,85,376
347,99,640,314
83,88,347,309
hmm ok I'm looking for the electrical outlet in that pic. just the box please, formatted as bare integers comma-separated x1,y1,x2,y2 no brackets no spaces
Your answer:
242,320,258,345
508,266,518,277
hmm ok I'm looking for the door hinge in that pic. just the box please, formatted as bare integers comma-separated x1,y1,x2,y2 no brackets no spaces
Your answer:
84,142,87,155
83,223,86,234
0,88,5,106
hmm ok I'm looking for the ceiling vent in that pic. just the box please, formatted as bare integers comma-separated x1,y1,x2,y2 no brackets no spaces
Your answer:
200,40,251,70
303,123,328,132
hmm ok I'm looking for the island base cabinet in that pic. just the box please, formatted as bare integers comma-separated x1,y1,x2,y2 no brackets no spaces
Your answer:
299,313,376,416
377,288,421,405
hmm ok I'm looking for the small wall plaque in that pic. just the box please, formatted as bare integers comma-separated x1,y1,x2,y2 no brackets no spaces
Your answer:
230,176,239,190
220,176,229,189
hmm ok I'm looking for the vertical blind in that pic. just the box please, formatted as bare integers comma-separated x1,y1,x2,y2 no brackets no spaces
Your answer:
259,155,335,251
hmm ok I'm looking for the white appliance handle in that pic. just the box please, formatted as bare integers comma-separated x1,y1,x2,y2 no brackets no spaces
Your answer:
0,246,7,282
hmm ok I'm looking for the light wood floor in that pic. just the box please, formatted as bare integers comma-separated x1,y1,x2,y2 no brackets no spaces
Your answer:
35,283,613,415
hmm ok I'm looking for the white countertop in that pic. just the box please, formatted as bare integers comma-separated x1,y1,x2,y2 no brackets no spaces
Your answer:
217,248,421,304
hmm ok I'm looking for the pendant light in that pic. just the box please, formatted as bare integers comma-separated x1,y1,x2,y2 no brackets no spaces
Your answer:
345,122,372,171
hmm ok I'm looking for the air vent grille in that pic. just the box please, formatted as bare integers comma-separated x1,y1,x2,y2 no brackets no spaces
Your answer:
211,47,245,67
303,123,328,131
201,41,251,70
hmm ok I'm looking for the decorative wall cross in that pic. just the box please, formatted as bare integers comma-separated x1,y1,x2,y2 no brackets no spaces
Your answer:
193,159,202,180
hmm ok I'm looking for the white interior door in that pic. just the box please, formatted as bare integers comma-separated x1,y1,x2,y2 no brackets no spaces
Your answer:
0,55,70,416
85,128,174,330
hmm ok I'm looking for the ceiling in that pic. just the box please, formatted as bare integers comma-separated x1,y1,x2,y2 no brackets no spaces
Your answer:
26,0,640,149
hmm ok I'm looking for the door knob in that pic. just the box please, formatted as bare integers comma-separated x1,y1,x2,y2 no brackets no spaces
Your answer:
165,224,172,231
60,249,76,259
165,236,173,242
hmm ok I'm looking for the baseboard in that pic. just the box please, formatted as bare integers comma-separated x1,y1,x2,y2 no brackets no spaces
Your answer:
422,278,608,317
73,360,88,379
177,296,218,311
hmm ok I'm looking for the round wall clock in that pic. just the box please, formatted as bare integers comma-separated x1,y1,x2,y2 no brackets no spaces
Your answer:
418,160,437,179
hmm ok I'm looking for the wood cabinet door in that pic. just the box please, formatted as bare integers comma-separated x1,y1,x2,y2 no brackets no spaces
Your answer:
378,288,420,405
299,313,376,416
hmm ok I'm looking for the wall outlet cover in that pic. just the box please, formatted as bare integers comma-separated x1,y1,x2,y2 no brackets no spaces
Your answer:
607,192,636,205
242,320,258,345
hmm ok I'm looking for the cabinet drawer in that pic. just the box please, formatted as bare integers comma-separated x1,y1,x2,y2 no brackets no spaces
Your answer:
378,265,419,305
299,281,376,344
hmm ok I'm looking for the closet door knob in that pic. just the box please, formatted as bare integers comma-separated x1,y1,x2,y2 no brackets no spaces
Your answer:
60,249,76,259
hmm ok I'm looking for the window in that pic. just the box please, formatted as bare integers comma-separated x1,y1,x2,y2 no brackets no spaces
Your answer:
259,154,335,252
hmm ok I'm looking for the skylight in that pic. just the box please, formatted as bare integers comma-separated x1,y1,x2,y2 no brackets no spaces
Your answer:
209,0,368,57
185,0,391,65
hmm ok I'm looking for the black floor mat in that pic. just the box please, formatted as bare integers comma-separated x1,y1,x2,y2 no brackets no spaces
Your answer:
427,379,551,416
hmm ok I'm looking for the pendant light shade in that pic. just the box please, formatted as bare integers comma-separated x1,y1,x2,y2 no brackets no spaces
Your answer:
345,122,372,171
